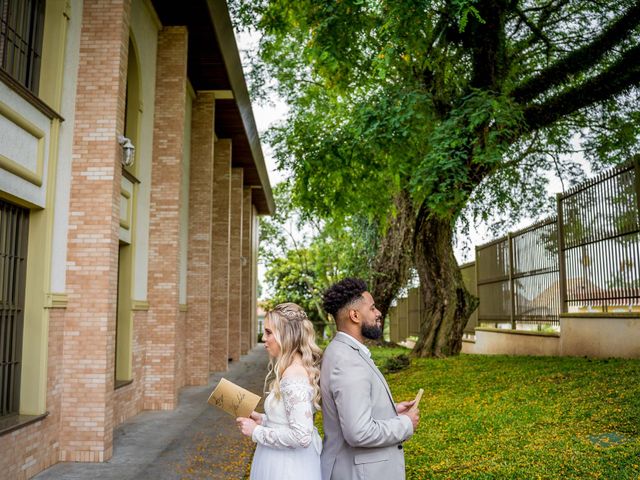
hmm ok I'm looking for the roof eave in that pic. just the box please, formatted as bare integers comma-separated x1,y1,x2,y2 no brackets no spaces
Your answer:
206,0,275,216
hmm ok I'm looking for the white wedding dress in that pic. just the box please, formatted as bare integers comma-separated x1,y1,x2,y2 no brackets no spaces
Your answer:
250,376,322,480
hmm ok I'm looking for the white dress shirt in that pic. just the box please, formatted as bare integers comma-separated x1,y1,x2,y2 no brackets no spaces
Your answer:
336,331,371,357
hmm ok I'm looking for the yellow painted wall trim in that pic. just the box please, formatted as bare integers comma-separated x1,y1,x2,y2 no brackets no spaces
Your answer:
131,299,150,311
44,292,68,308
20,117,61,415
179,303,188,312
475,327,560,338
116,244,134,380
0,101,45,186
212,90,234,99
120,187,131,230
0,189,41,209
40,0,71,111
17,0,68,415
122,166,141,184
143,0,162,30
187,80,196,100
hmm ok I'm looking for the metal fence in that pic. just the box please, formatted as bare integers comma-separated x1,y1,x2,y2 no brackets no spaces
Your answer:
512,218,561,323
558,161,640,312
476,236,511,325
388,287,421,342
0,0,45,93
0,199,29,418
387,158,640,341
473,157,640,328
475,217,561,328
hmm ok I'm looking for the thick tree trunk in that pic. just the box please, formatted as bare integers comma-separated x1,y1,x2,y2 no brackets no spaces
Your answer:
368,191,415,328
412,208,478,357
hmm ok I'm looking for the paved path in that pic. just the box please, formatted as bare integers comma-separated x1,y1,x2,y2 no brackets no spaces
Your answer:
35,345,269,480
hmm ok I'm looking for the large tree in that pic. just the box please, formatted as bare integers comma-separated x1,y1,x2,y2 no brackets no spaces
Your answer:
234,0,640,356
259,183,380,334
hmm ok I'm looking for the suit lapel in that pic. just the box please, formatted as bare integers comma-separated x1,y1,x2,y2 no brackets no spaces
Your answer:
334,335,396,407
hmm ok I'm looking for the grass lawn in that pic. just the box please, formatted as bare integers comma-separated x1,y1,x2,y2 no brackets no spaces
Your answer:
321,347,640,479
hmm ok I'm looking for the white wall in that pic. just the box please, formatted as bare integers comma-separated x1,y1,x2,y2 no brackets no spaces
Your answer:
560,315,640,359
464,316,640,359
467,328,560,356
0,82,53,209
179,89,193,305
131,0,160,301
50,0,83,292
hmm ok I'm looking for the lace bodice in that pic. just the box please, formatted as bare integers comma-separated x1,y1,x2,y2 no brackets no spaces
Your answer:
251,376,319,450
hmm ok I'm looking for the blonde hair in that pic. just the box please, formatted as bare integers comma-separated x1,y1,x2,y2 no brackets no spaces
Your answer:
264,303,322,410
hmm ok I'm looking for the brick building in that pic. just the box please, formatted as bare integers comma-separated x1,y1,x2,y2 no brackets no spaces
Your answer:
0,1,274,478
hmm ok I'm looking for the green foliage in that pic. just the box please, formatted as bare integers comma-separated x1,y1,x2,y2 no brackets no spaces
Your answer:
233,0,640,230
411,90,525,217
369,345,413,368
397,354,640,479
263,248,321,319
234,0,640,355
383,353,412,373
259,183,378,328
269,85,431,222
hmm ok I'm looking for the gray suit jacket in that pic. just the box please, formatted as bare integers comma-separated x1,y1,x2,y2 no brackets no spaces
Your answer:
320,335,413,480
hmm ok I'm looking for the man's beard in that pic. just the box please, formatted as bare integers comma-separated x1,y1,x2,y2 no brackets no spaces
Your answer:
361,321,383,340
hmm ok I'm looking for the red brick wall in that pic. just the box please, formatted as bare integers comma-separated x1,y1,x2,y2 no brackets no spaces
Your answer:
210,139,232,371
113,309,147,426
241,188,253,354
251,206,260,349
59,0,131,463
185,92,215,385
145,26,188,410
176,309,187,393
228,168,244,362
0,5,268,478
0,307,65,479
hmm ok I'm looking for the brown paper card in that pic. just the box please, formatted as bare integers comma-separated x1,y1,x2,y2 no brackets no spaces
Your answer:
207,378,261,418
414,388,424,406
409,388,424,413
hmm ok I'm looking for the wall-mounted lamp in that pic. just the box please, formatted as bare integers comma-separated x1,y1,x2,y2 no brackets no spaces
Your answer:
118,135,135,167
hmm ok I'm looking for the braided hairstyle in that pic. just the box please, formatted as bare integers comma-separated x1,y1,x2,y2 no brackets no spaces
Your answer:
264,303,322,410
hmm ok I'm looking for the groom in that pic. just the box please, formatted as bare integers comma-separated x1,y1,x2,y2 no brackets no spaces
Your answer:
320,278,419,480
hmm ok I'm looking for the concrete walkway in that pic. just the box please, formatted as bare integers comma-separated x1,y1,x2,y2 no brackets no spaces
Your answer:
35,345,269,480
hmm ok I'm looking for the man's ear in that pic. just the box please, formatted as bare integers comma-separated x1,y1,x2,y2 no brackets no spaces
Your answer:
348,308,359,324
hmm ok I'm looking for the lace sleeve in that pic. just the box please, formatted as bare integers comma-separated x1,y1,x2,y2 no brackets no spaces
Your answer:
251,379,314,449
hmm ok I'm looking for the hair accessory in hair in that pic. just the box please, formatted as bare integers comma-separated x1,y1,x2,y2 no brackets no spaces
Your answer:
273,302,308,322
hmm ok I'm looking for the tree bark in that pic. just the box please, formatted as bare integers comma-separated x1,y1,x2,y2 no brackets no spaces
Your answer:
412,207,478,357
368,191,415,327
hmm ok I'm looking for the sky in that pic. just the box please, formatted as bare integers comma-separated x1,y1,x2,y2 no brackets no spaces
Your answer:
235,32,289,187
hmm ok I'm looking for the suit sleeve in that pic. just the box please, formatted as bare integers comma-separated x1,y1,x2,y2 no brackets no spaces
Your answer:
330,357,413,448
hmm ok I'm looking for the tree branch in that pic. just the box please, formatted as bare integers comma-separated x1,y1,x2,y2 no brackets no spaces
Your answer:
513,6,553,54
512,2,640,103
466,0,508,90
522,44,640,132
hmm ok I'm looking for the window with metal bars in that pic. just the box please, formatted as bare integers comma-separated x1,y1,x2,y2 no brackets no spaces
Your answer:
0,199,29,418
0,0,45,93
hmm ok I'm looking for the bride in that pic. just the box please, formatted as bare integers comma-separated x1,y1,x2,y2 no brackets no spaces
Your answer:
236,303,323,480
